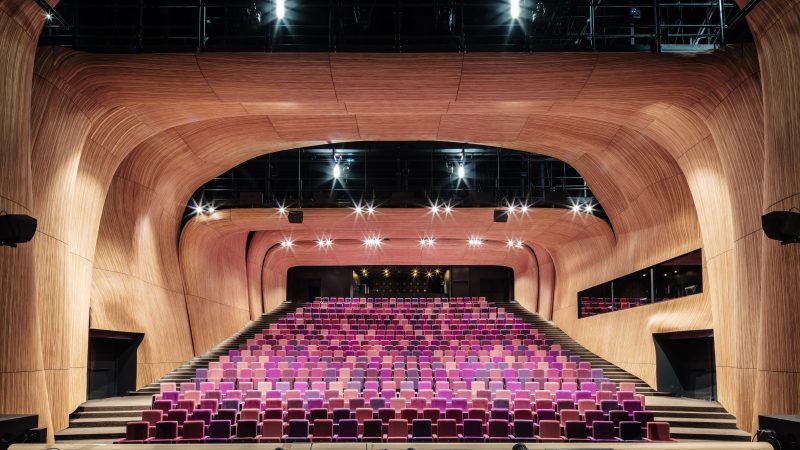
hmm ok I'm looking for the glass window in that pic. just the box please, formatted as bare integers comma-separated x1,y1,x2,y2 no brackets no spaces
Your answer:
578,249,703,318
653,250,703,302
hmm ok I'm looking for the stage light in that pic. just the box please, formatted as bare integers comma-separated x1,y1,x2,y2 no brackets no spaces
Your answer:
434,268,441,274
457,163,465,179
353,202,365,215
507,239,524,249
520,204,529,214
419,237,435,247
570,203,582,213
276,0,285,19
412,268,419,277
366,204,376,215
193,204,205,215
584,203,594,213
277,204,287,215
467,237,484,247
363,236,383,248
333,162,341,179
510,0,521,19
361,268,369,276
45,13,52,20
426,271,433,278
316,238,333,248
429,201,441,215
506,203,517,214
205,205,216,214
443,204,454,214
383,268,390,277
280,238,294,248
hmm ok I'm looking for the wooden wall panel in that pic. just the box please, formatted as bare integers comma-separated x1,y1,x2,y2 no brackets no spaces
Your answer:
0,3,54,440
1,17,795,437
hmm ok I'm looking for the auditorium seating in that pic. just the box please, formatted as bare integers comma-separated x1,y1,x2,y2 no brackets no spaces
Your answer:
116,296,672,443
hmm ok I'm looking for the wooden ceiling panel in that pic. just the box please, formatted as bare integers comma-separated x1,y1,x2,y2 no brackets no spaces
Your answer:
355,114,442,140
330,54,463,102
268,115,360,141
437,114,528,142
197,53,338,102
458,53,597,102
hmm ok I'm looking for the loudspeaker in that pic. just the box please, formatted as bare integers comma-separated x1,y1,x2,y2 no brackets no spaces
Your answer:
758,415,800,450
0,214,37,247
762,211,800,244
287,210,303,224
0,415,44,450
493,209,508,223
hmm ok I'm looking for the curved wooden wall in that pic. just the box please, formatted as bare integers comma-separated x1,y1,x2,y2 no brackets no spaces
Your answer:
0,0,798,436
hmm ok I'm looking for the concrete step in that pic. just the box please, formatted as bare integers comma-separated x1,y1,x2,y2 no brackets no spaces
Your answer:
68,417,136,428
669,426,752,441
56,426,126,441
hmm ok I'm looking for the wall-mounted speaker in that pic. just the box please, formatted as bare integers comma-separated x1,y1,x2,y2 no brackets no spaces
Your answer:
758,415,800,450
0,214,37,247
493,209,508,223
288,210,303,224
762,211,800,244
0,415,45,450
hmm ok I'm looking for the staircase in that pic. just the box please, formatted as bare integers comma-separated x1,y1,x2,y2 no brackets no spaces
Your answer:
495,301,750,442
56,302,297,443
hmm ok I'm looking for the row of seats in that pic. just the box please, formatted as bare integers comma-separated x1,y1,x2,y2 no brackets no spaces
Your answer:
120,418,675,443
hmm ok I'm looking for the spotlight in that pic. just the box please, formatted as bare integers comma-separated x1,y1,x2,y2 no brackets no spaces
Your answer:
205,206,216,214
507,239,524,249
316,238,333,248
366,204,376,215
429,201,441,215
276,0,285,19
520,204,529,214
353,202,365,215
426,271,433,278
457,163,465,179
434,268,441,274
332,162,341,180
570,203,582,213
419,237,435,247
510,0,521,19
279,238,294,248
506,204,517,214
467,237,484,247
412,268,419,278
193,204,205,215
277,204,287,215
45,13,52,20
584,203,594,213
361,268,369,276
443,204,454,214
383,268,390,277
363,236,383,248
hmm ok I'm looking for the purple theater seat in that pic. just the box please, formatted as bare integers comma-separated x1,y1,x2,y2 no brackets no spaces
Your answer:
564,420,590,442
510,419,535,442
436,419,460,442
461,419,486,442
175,420,206,444
335,419,359,442
147,421,178,443
619,420,645,441
590,420,622,442
230,419,259,443
283,419,310,442
117,422,149,444
206,419,232,443
257,419,283,443
487,419,511,442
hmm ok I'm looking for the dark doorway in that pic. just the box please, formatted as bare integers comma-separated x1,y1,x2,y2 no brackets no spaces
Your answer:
654,330,716,400
87,330,143,400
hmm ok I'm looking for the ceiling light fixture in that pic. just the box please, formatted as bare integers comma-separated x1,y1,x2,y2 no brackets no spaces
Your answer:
363,236,383,248
467,237,484,247
510,0,521,19
333,162,341,179
279,238,294,248
507,239,524,249
276,0,285,19
316,238,333,248
419,237,435,247
457,163,465,179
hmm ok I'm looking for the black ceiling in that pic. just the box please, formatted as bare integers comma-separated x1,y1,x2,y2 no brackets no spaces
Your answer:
40,0,751,53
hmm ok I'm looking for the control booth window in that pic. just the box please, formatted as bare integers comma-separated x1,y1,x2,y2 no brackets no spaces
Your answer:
578,249,702,318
